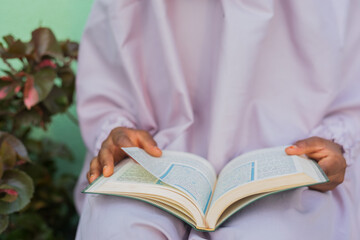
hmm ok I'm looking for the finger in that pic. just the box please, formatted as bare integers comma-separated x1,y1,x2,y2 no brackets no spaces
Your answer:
137,131,162,157
112,133,136,161
309,172,336,192
285,137,326,156
318,155,346,176
304,150,328,162
98,148,115,177
309,181,336,192
88,157,101,183
87,172,91,183
309,162,345,192
317,159,332,176
309,172,343,192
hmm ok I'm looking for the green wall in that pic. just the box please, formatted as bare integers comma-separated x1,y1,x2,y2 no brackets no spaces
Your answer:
0,0,95,176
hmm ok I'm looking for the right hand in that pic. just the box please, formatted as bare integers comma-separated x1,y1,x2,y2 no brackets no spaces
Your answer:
87,127,162,183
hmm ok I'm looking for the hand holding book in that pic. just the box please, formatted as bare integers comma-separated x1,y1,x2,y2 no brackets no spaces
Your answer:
84,145,329,231
87,127,162,183
88,124,344,195
285,137,346,192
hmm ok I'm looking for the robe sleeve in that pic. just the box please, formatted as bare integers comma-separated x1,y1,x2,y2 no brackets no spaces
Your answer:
309,113,360,166
76,1,137,156
308,78,360,166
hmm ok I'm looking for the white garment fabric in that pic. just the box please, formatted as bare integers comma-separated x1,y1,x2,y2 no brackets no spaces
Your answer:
75,0,360,239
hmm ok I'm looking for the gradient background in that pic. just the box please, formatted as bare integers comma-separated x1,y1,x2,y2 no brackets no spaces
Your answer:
0,0,95,176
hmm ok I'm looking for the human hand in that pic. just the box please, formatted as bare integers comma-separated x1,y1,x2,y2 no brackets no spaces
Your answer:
87,127,162,183
285,137,346,192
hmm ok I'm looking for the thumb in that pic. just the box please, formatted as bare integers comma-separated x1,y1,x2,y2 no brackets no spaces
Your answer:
285,137,322,156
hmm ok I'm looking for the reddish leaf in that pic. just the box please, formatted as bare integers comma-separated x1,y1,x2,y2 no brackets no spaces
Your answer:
14,85,21,94
0,82,20,100
0,85,11,99
0,74,22,99
0,37,27,59
0,189,18,196
6,40,27,58
14,108,44,129
15,159,27,166
31,28,63,61
0,187,18,203
38,59,56,69
2,35,15,47
15,72,26,78
23,76,39,109
0,169,34,214
0,76,12,81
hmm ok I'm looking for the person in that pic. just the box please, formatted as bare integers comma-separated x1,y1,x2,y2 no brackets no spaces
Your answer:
74,0,360,239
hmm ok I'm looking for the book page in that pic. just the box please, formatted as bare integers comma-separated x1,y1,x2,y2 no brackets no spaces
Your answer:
122,147,217,214
85,159,166,191
85,158,211,228
211,146,301,203
113,159,162,184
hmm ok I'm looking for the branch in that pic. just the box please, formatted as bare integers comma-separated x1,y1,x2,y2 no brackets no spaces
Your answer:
65,111,78,126
1,58,17,74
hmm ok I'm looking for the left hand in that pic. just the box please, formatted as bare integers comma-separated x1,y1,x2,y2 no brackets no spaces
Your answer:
285,136,347,192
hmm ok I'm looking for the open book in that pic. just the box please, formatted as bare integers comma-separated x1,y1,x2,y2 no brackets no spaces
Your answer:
83,146,328,231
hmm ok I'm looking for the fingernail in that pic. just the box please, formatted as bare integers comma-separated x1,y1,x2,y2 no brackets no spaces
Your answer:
155,147,161,152
103,165,108,169
289,145,298,149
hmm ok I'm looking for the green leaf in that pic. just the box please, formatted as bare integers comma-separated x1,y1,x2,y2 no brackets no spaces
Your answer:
0,132,30,165
57,66,75,88
24,41,34,56
31,28,63,61
22,138,42,156
0,214,9,234
42,138,73,161
0,161,3,179
0,141,17,168
61,40,79,58
42,86,69,114
14,109,43,129
1,213,54,239
0,184,18,203
0,42,6,55
2,40,27,59
23,69,56,109
0,169,34,215
34,68,56,102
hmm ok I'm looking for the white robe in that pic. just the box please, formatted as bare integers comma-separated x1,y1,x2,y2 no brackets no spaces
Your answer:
75,0,360,239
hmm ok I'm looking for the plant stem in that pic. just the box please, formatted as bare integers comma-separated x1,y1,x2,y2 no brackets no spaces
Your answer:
1,58,17,74
66,111,78,126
